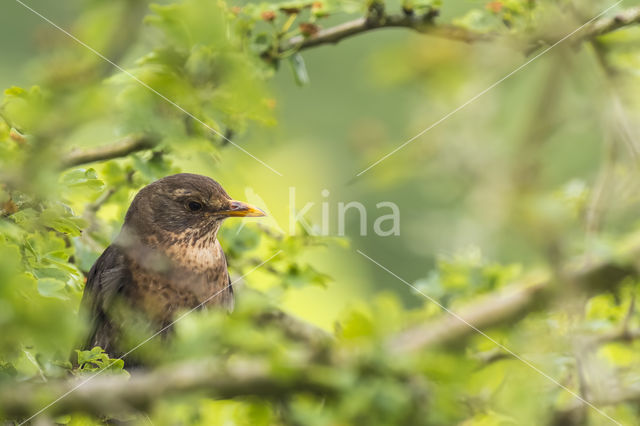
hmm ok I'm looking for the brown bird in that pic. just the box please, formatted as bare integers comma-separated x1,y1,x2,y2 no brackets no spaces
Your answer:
78,173,264,360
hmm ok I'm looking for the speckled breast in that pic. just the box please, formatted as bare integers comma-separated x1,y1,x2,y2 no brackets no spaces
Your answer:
124,239,233,326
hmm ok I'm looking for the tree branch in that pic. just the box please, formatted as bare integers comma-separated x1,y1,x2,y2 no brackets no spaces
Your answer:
587,6,640,38
257,309,334,346
0,359,339,420
279,13,487,54
237,287,334,346
60,134,159,169
277,6,640,57
552,385,640,425
388,278,550,353
585,327,640,347
389,248,640,353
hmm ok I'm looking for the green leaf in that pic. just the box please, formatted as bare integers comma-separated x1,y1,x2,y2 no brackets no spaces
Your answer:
39,207,86,236
0,362,17,380
61,168,104,192
33,267,72,282
75,347,128,377
37,278,67,299
288,53,309,86
340,308,375,339
3,86,27,97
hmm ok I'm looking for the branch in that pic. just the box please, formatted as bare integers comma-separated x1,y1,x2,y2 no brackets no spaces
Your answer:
60,133,158,169
586,6,640,38
278,6,640,56
278,13,488,54
552,385,640,425
388,248,640,353
0,359,339,420
388,277,549,353
257,309,334,346
236,287,334,346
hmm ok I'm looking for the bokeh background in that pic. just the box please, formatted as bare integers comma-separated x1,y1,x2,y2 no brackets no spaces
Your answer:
3,0,640,424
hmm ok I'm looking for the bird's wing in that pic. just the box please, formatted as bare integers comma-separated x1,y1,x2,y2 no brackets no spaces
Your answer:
77,244,131,355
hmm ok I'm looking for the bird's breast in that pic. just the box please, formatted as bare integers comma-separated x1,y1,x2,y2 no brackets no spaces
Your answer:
124,239,231,325
164,239,225,272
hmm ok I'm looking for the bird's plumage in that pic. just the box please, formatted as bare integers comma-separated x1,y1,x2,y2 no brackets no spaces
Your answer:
77,173,263,361
80,244,131,355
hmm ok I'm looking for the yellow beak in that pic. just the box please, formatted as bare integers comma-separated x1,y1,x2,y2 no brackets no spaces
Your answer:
218,200,266,217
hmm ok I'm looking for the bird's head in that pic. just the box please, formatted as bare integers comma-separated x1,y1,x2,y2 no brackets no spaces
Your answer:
122,173,264,245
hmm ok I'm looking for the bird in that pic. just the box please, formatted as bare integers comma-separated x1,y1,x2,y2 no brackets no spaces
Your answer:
77,173,265,362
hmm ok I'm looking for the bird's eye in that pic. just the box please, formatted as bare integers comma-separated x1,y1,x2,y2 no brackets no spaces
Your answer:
187,201,203,212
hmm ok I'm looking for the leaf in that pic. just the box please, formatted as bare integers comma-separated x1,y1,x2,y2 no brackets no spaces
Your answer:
452,9,502,33
137,46,188,71
39,207,87,236
75,347,129,377
53,415,71,425
61,168,104,192
146,0,228,49
4,87,25,97
0,361,17,379
340,308,375,339
33,267,72,282
37,278,67,299
288,53,309,86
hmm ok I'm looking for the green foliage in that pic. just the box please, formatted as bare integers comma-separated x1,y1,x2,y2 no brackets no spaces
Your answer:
74,347,128,376
415,248,522,306
2,0,640,425
453,0,539,34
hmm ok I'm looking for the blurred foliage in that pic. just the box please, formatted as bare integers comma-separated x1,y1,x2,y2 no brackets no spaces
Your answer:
2,0,640,425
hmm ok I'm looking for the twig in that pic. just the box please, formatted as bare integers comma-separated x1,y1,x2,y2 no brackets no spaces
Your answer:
588,328,640,347
239,287,334,346
622,292,636,332
257,309,334,347
277,6,640,58
584,134,617,240
60,134,159,169
278,13,488,54
86,187,117,214
473,348,514,365
586,6,640,38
